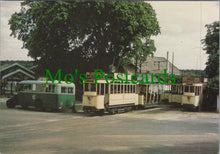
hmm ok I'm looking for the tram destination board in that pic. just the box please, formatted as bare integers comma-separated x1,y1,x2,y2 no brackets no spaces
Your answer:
182,77,200,84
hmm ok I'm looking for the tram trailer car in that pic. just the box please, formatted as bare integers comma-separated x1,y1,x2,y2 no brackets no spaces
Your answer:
82,78,162,114
6,80,75,111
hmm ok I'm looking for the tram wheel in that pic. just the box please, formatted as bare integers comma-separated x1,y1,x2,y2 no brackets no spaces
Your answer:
97,109,104,115
72,105,77,113
109,108,116,114
6,100,15,108
21,103,28,109
35,99,44,111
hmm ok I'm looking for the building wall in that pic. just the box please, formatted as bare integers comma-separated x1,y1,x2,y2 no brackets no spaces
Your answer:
139,57,181,76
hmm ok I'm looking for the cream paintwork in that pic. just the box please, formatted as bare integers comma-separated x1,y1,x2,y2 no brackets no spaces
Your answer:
138,95,144,105
183,92,195,96
169,94,182,103
83,91,97,96
82,95,105,109
109,93,138,106
83,93,138,109
181,95,200,107
160,93,170,100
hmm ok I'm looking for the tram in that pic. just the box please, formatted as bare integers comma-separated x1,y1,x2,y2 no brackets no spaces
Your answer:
166,82,205,111
82,72,163,114
82,79,139,114
6,80,75,111
181,83,204,110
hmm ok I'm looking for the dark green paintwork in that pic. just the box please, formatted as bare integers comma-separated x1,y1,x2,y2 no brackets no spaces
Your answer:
17,92,75,110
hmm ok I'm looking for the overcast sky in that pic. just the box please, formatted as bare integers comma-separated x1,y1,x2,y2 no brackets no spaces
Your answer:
0,1,219,70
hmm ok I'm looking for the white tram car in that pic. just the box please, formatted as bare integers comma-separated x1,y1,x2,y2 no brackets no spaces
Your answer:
181,83,204,110
82,80,139,114
82,73,162,114
167,83,205,110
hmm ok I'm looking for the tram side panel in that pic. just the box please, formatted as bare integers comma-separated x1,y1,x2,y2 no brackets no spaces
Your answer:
169,94,182,104
82,92,105,112
108,93,139,107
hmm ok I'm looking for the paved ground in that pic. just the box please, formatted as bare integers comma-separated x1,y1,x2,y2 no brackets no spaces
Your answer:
0,98,219,154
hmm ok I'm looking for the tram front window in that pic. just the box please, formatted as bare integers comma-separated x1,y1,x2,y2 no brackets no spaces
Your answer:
190,86,194,92
185,86,189,92
85,83,96,92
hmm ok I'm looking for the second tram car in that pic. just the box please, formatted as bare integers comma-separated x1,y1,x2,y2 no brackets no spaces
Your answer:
167,83,205,111
181,83,204,110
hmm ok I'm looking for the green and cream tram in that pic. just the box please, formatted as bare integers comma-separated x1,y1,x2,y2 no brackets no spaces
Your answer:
6,80,75,111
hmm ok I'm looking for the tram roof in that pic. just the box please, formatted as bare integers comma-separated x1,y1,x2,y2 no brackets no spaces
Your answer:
18,80,75,86
182,83,203,86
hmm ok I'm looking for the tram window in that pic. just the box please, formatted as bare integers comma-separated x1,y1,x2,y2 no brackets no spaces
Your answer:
185,86,189,92
68,87,73,93
22,84,32,91
124,85,126,93
119,85,121,93
61,87,67,93
97,84,100,95
84,83,96,92
128,85,130,93
85,83,89,91
36,84,46,92
190,86,194,92
46,85,55,93
179,86,183,94
105,84,108,94
115,85,118,94
195,86,201,96
100,84,104,95
195,87,197,95
121,85,123,93
125,85,128,93
110,85,113,94
91,84,96,92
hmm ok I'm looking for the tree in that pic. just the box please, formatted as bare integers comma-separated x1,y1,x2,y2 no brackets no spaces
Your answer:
9,1,160,77
202,21,219,94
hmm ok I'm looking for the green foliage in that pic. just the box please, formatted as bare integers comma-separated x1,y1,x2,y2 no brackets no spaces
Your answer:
207,75,219,95
202,21,219,93
9,1,160,76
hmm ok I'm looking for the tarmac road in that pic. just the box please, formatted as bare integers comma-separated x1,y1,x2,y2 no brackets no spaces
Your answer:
0,98,218,154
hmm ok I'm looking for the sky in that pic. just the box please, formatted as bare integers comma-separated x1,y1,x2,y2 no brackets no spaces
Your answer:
0,1,219,70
